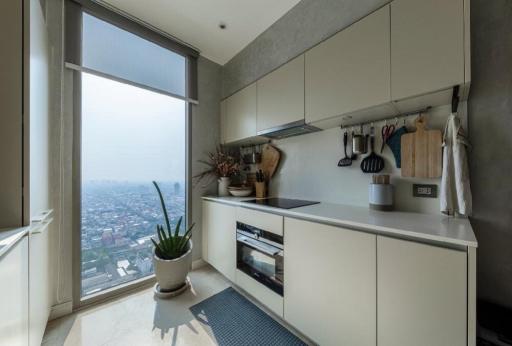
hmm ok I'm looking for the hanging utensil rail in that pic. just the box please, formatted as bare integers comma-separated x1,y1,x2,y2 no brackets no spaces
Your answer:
339,106,432,130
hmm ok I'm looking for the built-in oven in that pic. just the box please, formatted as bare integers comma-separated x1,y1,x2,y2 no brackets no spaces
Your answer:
236,221,284,296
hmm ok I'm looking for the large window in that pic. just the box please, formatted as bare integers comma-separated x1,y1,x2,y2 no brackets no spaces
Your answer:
78,13,188,298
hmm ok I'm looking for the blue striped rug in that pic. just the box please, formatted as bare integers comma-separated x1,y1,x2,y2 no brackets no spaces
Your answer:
190,287,307,346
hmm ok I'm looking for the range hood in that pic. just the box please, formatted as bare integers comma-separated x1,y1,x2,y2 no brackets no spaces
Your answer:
257,120,321,140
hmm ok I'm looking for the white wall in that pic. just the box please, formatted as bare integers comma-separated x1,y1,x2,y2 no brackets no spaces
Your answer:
46,0,74,318
270,104,466,214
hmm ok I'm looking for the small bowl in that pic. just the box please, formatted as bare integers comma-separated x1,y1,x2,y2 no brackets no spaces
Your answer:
228,186,253,197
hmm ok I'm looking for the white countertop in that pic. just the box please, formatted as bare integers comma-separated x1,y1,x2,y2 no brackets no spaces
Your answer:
0,227,29,259
0,210,53,259
202,196,478,248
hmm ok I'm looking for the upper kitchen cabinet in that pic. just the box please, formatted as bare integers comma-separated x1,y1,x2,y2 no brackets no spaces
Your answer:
391,0,468,104
256,55,305,133
305,5,391,126
222,83,258,144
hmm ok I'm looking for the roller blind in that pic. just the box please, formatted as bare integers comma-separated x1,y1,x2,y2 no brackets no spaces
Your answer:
65,0,198,102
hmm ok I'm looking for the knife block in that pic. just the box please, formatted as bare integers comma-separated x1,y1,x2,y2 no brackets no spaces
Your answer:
255,182,266,198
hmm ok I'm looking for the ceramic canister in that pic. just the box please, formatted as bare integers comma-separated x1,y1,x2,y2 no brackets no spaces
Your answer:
369,183,394,211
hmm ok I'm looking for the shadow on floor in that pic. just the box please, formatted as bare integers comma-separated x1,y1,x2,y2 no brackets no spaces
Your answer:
42,314,77,346
152,287,200,345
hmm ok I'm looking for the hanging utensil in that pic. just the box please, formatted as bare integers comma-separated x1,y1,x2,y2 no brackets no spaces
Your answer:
352,124,367,155
350,128,358,160
380,122,396,153
386,126,407,168
361,126,385,173
260,144,280,179
338,131,352,167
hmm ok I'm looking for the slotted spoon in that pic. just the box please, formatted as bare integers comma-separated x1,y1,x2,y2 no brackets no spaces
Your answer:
360,126,384,173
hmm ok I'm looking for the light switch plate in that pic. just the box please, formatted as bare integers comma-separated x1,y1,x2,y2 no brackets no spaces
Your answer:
413,184,438,198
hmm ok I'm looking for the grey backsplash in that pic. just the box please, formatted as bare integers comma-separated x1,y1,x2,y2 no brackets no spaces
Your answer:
267,104,466,214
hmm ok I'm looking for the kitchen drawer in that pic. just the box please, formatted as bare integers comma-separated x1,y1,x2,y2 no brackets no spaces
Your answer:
235,269,283,318
236,207,283,236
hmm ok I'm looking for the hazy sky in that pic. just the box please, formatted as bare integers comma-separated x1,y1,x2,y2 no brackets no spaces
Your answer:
81,72,186,182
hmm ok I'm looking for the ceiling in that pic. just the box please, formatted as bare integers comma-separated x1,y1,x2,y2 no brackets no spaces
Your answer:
100,0,302,65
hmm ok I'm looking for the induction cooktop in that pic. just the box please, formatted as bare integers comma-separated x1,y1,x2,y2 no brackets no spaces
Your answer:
241,198,319,209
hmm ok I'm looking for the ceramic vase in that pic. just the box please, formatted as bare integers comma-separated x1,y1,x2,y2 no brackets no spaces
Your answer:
218,177,231,196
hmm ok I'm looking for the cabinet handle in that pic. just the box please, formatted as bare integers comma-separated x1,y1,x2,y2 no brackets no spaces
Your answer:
237,236,280,256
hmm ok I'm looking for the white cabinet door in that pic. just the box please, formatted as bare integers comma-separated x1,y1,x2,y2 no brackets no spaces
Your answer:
202,201,236,281
223,83,257,143
391,0,465,100
305,5,390,124
377,236,467,346
0,236,29,346
257,55,304,132
284,218,376,346
29,225,51,346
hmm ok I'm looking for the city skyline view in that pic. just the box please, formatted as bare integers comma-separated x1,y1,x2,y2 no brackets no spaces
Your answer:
80,72,186,296
81,181,185,296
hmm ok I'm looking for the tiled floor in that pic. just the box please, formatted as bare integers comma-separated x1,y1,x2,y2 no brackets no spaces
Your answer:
43,265,231,346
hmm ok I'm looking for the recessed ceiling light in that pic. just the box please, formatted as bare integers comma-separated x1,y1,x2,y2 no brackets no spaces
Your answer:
219,22,227,30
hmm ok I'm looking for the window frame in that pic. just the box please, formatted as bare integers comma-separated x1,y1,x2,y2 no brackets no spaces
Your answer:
70,7,193,309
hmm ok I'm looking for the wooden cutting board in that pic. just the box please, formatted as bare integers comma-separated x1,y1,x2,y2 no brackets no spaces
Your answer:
401,116,442,178
260,144,281,180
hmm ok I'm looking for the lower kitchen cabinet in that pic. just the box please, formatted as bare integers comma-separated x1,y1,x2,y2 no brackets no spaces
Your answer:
0,236,29,346
29,224,51,346
283,218,377,346
377,236,467,346
202,201,236,282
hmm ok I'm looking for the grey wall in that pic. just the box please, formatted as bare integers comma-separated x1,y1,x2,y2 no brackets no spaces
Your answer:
222,0,389,98
468,0,512,310
190,56,222,261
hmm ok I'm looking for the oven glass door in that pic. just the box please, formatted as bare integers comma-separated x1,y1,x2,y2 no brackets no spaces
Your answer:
237,235,283,295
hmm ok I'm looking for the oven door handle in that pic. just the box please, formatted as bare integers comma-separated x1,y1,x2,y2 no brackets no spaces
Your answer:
237,236,280,257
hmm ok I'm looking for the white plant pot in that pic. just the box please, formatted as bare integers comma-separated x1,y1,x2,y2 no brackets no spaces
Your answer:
153,240,193,292
218,177,231,197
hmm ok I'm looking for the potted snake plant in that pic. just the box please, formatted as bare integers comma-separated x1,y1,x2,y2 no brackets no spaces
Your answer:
151,181,194,293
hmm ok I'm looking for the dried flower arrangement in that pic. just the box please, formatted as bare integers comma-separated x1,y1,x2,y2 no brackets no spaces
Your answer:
194,146,240,185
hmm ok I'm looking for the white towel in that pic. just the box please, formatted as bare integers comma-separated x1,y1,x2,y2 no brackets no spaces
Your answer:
440,113,472,216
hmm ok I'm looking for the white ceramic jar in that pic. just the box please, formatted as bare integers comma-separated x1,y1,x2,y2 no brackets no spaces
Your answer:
369,183,394,211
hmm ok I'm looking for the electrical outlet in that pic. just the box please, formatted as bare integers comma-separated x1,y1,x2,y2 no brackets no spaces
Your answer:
413,184,438,198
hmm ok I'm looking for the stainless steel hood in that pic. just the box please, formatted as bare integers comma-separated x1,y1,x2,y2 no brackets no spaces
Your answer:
257,120,321,139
